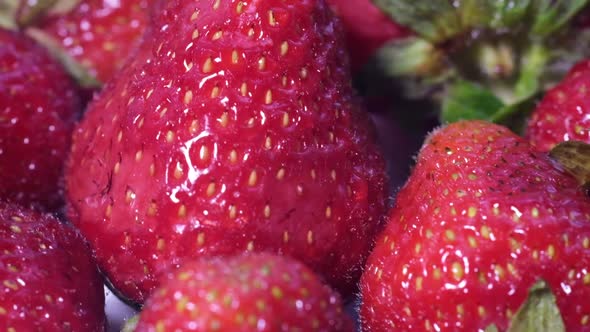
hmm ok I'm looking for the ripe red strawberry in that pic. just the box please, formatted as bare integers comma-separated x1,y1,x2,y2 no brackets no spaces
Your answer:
0,28,81,211
29,0,155,83
66,0,388,303
326,0,409,71
361,120,590,331
526,59,590,152
0,201,106,331
133,253,354,331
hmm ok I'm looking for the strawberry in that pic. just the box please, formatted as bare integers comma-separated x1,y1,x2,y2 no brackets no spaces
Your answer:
526,59,590,152
361,120,590,331
132,253,354,331
27,0,155,84
0,27,81,211
326,0,409,72
0,201,106,331
66,0,388,303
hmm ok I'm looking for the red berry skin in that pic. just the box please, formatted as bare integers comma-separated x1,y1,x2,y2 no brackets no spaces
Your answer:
135,253,355,332
65,0,388,303
527,59,590,152
37,0,154,83
0,202,106,331
0,28,81,211
361,121,590,331
327,0,410,71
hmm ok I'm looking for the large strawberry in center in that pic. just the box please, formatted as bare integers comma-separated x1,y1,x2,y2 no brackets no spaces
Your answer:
66,0,387,303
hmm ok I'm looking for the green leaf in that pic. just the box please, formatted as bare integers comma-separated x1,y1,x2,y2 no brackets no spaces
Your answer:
456,0,495,28
371,0,461,42
370,0,539,41
531,0,589,37
507,280,565,332
490,0,533,28
550,141,590,186
441,80,505,123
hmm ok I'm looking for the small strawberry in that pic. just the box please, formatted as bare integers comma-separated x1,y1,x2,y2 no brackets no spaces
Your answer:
0,27,81,211
527,59,590,152
361,121,590,331
0,201,106,331
25,0,155,84
66,0,388,303
131,253,354,332
326,0,409,72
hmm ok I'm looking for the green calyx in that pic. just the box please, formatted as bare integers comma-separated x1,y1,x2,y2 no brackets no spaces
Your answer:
370,0,590,127
373,0,588,43
486,280,565,332
371,1,461,43
531,0,588,37
440,43,547,133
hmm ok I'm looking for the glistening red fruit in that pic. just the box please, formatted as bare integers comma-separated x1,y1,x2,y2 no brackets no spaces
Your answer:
0,28,81,211
361,121,590,331
66,0,388,303
0,202,106,331
36,0,155,83
134,253,354,332
527,59,590,151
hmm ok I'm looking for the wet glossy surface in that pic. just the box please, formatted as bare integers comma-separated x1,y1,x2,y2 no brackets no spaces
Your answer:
67,0,388,303
134,254,354,331
40,0,153,83
527,60,590,152
0,28,80,211
0,202,105,331
105,288,362,331
362,121,590,331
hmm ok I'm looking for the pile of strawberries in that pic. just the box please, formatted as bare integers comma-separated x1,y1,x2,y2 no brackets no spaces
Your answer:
2,0,590,331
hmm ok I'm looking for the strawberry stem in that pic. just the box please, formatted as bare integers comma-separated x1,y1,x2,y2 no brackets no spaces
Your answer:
26,27,101,88
514,43,550,101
